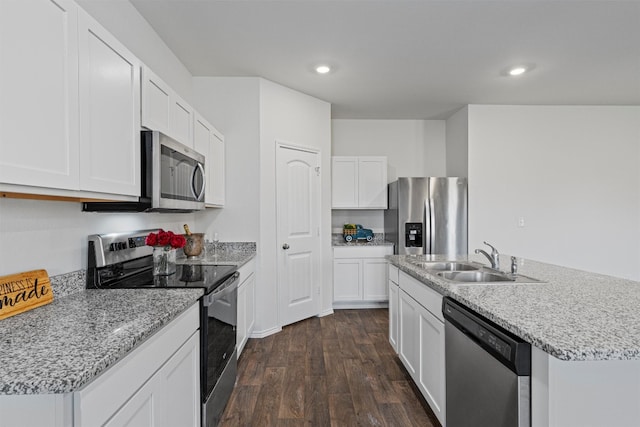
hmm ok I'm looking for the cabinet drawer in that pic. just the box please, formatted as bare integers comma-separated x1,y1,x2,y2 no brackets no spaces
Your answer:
388,264,399,284
334,245,393,259
399,271,443,322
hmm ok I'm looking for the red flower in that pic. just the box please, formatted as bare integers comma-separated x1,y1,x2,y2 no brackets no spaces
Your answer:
146,229,186,249
157,229,171,246
145,232,158,246
170,234,186,249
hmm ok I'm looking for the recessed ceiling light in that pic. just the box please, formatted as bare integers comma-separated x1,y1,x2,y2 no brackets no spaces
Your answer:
316,65,331,74
502,63,536,77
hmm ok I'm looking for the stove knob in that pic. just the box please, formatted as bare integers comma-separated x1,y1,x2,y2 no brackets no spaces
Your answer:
118,242,127,250
109,243,116,251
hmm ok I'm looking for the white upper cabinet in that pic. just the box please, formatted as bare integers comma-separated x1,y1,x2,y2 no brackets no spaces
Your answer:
332,156,387,209
141,66,194,148
141,66,171,135
208,129,226,207
78,9,141,196
0,0,80,190
194,113,226,207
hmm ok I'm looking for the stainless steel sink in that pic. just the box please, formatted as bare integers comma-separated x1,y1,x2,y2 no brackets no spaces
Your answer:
412,261,480,272
438,271,515,282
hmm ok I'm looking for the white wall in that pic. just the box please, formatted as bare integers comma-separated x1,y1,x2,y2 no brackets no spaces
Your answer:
0,198,193,276
446,106,469,177
468,105,640,280
192,77,261,242
331,119,446,230
260,79,333,330
191,77,332,334
332,119,446,181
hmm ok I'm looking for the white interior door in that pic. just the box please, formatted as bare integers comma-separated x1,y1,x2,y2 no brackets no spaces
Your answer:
276,142,321,327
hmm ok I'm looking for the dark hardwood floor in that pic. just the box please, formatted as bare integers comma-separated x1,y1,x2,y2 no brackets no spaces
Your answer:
220,309,441,427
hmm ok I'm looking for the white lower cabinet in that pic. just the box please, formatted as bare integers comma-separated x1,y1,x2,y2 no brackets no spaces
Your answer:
388,265,400,352
333,245,393,308
75,303,200,427
237,259,256,357
397,271,446,426
0,303,201,427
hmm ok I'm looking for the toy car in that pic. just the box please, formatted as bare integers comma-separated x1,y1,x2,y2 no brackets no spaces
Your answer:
343,224,374,242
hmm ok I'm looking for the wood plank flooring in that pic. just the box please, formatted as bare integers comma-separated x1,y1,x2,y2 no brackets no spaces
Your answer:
220,309,441,427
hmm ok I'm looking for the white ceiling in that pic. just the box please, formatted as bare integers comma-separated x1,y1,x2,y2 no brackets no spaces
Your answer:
130,0,640,119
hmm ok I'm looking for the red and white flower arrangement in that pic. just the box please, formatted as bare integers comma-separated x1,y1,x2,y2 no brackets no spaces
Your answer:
145,229,186,250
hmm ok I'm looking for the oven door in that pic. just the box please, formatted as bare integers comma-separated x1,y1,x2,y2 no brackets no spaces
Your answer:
147,130,206,211
201,272,238,427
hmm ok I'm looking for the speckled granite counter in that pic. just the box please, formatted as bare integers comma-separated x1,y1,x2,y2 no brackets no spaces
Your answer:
332,233,394,247
388,253,640,362
0,288,202,395
178,241,256,267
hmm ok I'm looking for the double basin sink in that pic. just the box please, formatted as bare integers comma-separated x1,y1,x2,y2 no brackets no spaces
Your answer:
408,260,543,284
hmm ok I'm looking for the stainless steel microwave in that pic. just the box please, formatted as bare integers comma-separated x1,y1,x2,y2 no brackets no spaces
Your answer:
83,131,205,212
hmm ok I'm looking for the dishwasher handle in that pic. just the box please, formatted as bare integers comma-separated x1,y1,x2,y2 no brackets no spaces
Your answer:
443,297,531,376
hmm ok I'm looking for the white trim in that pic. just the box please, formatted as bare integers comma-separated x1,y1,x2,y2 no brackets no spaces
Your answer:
249,326,282,339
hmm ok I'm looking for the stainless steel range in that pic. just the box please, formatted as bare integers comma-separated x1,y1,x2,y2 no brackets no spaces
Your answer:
87,229,238,427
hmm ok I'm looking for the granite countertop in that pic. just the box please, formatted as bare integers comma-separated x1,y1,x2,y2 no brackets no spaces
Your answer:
0,288,202,395
178,241,256,267
332,233,394,247
388,253,640,362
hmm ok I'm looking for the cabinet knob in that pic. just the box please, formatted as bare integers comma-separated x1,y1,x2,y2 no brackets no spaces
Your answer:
282,243,290,250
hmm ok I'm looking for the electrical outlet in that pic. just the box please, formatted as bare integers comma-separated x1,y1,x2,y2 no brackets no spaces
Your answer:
518,217,525,228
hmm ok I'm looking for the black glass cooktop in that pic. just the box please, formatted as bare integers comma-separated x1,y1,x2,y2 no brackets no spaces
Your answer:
104,264,237,294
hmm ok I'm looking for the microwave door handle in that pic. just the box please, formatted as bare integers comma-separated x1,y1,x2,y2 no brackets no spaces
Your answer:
191,162,206,201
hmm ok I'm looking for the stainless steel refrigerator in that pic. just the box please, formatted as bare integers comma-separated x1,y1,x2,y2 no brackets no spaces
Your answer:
384,177,467,255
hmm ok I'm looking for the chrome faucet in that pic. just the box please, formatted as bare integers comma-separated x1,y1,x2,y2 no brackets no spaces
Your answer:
475,241,500,270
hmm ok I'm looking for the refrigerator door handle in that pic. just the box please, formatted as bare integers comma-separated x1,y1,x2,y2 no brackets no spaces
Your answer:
425,198,432,254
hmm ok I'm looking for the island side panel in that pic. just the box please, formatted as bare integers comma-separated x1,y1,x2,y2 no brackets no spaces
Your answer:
532,346,640,427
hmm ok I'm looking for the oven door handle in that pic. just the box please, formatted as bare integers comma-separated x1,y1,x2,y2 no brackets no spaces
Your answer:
202,272,239,306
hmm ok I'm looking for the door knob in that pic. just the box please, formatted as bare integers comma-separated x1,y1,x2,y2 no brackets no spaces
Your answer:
282,243,290,250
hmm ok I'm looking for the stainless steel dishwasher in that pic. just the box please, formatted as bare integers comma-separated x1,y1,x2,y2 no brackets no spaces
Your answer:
443,297,531,427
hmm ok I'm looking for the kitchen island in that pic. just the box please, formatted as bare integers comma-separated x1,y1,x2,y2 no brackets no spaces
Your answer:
388,253,640,427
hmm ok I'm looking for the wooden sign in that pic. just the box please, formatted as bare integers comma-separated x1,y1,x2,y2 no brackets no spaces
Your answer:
0,269,54,320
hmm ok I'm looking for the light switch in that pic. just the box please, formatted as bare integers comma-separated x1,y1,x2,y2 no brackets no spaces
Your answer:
518,217,525,228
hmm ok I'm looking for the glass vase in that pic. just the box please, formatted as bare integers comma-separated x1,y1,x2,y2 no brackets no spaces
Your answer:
153,246,176,276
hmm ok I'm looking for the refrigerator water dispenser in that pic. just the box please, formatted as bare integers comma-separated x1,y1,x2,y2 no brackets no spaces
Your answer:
405,223,423,248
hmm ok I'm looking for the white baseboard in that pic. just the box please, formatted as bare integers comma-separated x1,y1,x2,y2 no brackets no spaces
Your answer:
317,308,334,317
248,326,282,339
332,301,389,310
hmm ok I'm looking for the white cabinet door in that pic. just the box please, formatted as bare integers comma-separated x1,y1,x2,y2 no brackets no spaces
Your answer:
0,0,80,190
237,279,247,355
333,259,362,301
399,289,419,378
208,130,226,207
141,65,194,148
363,258,389,301
161,332,201,427
105,373,160,427
331,156,387,209
417,305,446,426
331,157,358,208
237,259,256,357
141,66,171,135
246,273,255,337
388,280,399,351
78,9,140,196
171,95,194,148
194,113,225,208
358,157,387,208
